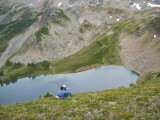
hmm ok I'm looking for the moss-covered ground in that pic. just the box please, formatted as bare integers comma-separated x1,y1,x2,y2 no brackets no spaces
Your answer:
0,72,160,119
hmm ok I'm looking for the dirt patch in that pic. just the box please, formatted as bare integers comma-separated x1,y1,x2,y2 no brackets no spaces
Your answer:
75,64,103,72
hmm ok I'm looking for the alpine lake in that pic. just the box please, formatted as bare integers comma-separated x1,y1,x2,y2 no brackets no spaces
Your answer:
0,66,139,104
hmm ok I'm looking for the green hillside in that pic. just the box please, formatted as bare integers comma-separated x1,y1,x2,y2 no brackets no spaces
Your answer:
0,72,160,119
0,17,154,84
0,29,121,84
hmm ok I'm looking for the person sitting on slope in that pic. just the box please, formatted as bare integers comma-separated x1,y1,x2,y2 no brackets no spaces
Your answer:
56,85,72,99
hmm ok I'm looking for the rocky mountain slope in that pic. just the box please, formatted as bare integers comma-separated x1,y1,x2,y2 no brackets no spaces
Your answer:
0,0,160,79
0,0,126,66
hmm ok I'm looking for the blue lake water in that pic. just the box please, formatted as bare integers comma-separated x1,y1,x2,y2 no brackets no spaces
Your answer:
0,66,139,105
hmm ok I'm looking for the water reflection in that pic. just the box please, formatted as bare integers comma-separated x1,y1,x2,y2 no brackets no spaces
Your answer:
0,66,139,105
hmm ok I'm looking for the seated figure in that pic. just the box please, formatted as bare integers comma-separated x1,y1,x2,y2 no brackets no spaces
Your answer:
56,85,72,99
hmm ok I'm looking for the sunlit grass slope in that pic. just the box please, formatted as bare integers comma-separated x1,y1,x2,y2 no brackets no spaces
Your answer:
0,32,121,84
54,33,121,73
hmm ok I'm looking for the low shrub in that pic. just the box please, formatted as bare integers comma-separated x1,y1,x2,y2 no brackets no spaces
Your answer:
44,92,53,98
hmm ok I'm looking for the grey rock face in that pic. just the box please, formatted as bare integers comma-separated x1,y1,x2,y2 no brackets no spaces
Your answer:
0,0,159,66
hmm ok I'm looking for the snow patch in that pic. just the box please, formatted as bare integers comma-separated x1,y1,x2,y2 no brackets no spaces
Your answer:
132,3,141,10
110,16,112,18
29,3,33,6
154,35,157,38
58,2,63,7
147,3,160,7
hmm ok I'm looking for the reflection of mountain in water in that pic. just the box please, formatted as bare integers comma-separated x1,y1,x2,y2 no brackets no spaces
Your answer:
0,66,139,104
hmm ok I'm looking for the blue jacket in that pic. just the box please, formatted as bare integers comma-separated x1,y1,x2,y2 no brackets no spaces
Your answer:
57,88,71,99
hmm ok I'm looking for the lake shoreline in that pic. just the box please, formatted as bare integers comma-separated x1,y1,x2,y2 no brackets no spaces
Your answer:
57,64,141,80
0,66,139,105
0,63,141,86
